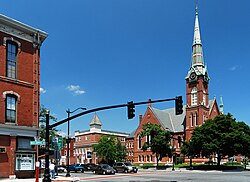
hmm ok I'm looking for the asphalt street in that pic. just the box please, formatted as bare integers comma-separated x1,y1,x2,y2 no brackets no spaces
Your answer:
65,170,250,182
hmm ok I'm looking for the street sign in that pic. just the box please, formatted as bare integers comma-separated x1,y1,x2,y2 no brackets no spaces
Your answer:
30,141,46,145
58,137,63,149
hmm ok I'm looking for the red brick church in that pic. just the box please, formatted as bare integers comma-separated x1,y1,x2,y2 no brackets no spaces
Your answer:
126,5,223,165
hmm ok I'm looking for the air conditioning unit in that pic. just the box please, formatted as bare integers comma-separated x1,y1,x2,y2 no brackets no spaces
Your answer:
0,147,6,153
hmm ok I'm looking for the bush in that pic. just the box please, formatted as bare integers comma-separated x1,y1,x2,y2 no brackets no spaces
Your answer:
141,163,154,169
223,162,242,166
192,165,244,171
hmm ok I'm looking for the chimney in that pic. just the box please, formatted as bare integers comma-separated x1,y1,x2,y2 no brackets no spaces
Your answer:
148,99,152,107
139,114,143,123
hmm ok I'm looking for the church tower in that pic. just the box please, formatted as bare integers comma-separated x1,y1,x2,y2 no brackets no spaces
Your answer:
185,3,210,140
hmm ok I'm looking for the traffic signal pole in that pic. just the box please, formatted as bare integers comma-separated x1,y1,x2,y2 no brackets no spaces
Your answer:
49,97,178,129
43,96,183,181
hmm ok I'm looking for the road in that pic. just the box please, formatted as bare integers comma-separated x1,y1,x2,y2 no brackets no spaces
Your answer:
66,170,250,182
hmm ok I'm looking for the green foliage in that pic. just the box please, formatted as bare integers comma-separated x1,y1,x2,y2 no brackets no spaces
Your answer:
186,113,250,165
140,123,172,167
39,105,62,151
92,135,127,165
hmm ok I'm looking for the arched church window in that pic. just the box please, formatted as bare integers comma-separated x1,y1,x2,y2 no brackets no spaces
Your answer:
195,113,198,126
138,135,142,149
203,90,206,105
191,87,198,106
190,113,193,127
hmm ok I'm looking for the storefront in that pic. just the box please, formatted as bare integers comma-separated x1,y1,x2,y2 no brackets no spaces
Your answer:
0,124,38,178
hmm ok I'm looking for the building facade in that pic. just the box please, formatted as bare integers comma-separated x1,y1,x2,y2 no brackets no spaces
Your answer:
63,114,129,165
0,14,47,178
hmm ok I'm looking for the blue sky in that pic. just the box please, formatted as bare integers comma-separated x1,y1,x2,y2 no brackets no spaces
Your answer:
1,0,249,135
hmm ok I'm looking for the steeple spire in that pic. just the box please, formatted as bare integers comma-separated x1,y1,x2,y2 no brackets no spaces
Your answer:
219,97,224,114
193,0,201,45
186,1,209,81
191,0,205,70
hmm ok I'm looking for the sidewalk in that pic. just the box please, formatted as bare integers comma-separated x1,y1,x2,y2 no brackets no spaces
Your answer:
0,175,80,182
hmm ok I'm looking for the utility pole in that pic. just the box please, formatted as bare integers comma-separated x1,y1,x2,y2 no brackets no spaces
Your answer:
42,110,51,182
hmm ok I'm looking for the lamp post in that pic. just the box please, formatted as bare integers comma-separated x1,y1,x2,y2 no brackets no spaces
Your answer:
65,107,86,177
172,144,175,171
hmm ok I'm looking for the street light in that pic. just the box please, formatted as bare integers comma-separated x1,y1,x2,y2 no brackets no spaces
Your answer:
171,144,176,171
65,107,86,177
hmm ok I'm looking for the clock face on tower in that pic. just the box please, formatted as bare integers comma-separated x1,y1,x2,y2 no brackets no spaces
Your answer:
189,72,196,81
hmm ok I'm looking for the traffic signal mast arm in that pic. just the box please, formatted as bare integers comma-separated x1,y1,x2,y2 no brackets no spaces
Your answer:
49,97,180,129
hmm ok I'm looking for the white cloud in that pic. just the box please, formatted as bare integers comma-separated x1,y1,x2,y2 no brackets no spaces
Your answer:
229,66,238,71
40,87,46,94
67,85,85,96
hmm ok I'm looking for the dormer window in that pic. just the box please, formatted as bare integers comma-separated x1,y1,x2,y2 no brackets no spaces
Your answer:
191,87,198,106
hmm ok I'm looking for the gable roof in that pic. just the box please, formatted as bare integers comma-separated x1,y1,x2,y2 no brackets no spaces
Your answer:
150,106,186,133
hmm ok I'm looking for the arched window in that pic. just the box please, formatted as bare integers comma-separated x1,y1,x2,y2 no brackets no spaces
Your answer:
190,113,193,127
138,135,142,149
191,87,198,106
6,95,17,123
146,134,151,144
142,155,144,162
6,40,18,79
138,155,141,162
195,113,198,126
203,90,206,105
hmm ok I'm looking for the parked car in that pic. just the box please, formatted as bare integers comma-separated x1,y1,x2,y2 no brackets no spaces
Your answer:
113,162,138,173
56,165,66,173
95,164,116,175
68,164,85,173
85,163,98,172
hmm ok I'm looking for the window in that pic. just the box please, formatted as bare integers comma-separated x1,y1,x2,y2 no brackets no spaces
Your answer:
195,113,198,126
6,95,17,123
190,113,193,127
6,41,18,79
191,87,198,106
138,135,142,149
138,155,141,162
146,135,151,144
16,154,35,171
203,90,206,105
17,137,33,149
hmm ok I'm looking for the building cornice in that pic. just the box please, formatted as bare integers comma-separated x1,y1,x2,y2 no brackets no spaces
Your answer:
0,123,39,137
0,14,48,46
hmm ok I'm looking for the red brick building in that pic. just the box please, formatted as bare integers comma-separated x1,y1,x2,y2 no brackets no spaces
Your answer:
126,6,222,165
60,139,77,166
0,14,47,178
72,113,129,164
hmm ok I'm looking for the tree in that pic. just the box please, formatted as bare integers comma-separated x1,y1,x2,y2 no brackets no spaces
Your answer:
39,105,66,156
187,113,250,165
116,139,127,162
92,135,127,165
39,105,58,143
140,123,172,167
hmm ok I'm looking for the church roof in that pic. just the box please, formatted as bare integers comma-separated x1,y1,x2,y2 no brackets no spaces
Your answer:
89,113,102,126
150,106,186,133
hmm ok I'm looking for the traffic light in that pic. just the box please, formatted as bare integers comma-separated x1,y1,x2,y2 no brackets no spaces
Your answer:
127,101,135,119
175,96,183,115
